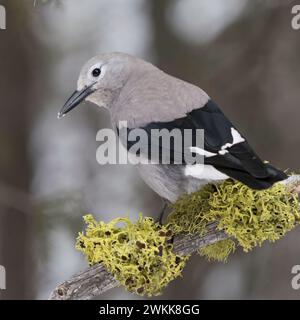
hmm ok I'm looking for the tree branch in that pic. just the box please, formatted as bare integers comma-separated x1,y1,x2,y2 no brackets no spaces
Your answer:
49,176,300,300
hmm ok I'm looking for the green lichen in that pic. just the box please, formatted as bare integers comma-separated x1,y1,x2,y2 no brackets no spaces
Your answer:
167,179,300,262
76,178,300,296
76,214,188,297
198,239,236,262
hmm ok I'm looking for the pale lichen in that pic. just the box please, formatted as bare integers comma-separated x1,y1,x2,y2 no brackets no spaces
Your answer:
167,179,300,261
76,179,300,296
76,214,188,296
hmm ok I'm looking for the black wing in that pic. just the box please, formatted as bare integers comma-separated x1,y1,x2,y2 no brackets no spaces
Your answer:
120,100,287,189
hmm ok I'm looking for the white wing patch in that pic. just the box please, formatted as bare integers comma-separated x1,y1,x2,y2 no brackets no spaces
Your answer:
189,146,216,157
189,127,245,158
185,127,243,182
219,128,245,155
185,164,229,180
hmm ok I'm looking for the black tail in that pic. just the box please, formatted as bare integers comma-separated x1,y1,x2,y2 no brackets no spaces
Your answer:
217,164,287,190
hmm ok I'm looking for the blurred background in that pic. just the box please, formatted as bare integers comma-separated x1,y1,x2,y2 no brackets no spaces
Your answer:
0,0,300,300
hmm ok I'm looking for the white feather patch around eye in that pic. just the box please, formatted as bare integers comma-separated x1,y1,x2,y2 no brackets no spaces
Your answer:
88,63,106,81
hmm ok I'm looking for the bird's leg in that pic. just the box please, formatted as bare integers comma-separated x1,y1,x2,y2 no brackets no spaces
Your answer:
158,199,169,225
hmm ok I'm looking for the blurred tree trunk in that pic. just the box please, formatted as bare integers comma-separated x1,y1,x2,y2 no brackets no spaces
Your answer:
0,0,38,299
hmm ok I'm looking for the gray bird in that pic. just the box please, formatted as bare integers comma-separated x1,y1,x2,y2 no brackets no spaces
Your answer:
58,52,287,207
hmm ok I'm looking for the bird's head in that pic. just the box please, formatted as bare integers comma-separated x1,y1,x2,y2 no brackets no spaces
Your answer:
58,52,142,118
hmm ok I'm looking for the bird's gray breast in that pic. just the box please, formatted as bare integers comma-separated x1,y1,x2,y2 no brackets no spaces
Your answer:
137,163,185,202
136,163,205,202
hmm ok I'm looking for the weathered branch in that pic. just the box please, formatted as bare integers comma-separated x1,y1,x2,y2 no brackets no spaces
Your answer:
49,175,300,300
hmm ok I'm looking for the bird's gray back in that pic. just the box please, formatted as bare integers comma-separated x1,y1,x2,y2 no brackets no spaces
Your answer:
110,66,209,128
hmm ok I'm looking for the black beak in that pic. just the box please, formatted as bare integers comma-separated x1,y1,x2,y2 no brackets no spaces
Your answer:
58,83,96,119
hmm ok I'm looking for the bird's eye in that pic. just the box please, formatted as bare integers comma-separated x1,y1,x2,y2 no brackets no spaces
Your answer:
92,68,101,77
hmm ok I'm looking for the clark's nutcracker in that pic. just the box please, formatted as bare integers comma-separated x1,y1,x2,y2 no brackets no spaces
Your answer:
59,52,287,204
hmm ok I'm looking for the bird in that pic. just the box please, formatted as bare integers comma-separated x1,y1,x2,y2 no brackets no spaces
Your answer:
58,52,287,208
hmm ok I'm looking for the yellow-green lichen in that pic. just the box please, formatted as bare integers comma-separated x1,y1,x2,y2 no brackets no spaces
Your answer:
76,214,188,297
198,239,236,262
167,179,300,262
76,178,300,295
